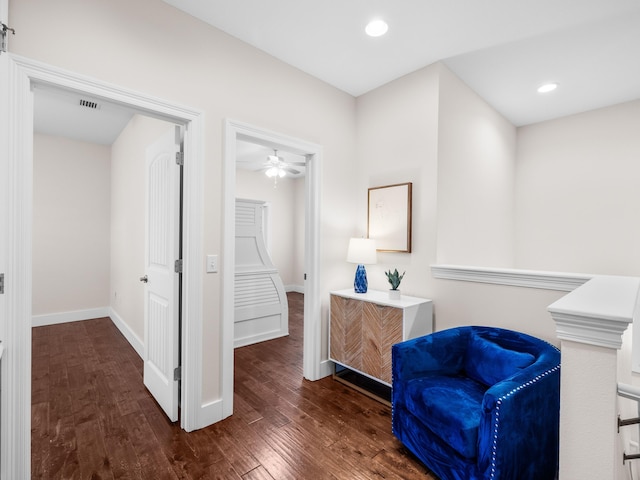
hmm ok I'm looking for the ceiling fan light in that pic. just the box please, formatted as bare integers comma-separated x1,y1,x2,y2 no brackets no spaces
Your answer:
265,167,279,178
278,168,286,178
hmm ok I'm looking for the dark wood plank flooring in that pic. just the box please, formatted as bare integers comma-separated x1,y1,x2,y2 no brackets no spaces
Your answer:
32,292,436,479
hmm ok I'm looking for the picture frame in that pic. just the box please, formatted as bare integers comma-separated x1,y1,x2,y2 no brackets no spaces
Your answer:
367,182,412,252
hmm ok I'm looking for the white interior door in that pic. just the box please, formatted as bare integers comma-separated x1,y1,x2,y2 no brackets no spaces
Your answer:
143,127,181,422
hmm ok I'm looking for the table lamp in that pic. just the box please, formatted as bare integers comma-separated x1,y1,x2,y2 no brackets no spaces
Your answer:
347,238,377,293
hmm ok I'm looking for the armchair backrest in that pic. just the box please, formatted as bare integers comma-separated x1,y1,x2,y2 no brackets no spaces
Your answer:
462,326,556,387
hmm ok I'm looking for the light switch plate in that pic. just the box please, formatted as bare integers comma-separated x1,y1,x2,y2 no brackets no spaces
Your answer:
206,255,218,273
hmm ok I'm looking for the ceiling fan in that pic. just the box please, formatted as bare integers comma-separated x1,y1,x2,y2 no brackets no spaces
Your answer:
263,149,304,178
235,143,306,186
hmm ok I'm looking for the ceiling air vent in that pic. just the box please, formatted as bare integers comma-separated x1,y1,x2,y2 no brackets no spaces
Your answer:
79,99,100,109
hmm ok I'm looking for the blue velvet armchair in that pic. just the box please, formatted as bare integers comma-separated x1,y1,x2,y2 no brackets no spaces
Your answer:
392,326,560,480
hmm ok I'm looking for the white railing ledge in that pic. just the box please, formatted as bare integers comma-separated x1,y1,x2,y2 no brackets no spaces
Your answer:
548,276,640,349
618,382,640,402
431,264,593,291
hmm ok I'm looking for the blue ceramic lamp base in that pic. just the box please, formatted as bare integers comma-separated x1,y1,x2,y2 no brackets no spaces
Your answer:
354,264,368,293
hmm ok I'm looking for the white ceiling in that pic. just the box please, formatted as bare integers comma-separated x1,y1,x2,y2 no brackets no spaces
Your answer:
163,0,640,126
34,1,640,150
33,84,138,146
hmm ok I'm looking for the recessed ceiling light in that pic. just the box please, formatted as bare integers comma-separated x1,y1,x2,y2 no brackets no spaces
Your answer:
537,83,558,94
365,19,388,37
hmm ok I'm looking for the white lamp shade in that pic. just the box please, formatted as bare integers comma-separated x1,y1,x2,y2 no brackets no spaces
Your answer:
347,238,377,265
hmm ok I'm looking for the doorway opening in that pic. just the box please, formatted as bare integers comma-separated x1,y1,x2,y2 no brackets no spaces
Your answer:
32,82,185,419
32,89,187,419
2,56,205,478
222,120,330,419
234,140,306,348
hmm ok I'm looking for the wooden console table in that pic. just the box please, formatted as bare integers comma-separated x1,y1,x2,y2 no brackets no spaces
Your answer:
329,289,433,390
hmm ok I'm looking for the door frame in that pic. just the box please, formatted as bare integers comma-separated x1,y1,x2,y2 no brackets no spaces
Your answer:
1,54,205,478
222,119,329,419
0,1,11,477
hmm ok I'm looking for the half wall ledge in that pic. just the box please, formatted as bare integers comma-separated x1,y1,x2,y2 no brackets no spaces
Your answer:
547,275,640,349
430,264,592,292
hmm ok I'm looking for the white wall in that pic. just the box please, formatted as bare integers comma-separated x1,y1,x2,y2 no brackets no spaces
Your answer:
110,114,176,343
235,169,304,289
431,91,640,345
353,63,562,343
428,66,564,344
32,133,111,317
515,100,640,275
436,65,516,267
432,280,565,344
358,64,640,347
355,64,441,298
10,0,357,403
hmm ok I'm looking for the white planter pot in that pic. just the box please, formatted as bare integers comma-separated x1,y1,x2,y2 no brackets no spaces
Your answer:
389,289,401,300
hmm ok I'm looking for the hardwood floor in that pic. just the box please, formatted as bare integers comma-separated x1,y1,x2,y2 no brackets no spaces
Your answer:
32,292,437,479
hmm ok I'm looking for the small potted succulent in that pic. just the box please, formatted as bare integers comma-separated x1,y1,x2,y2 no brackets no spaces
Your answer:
385,268,405,300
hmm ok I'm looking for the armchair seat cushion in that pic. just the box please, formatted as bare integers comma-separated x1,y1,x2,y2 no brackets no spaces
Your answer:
405,375,487,459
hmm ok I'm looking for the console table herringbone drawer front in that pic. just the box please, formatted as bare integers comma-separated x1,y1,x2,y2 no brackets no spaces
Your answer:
329,289,433,386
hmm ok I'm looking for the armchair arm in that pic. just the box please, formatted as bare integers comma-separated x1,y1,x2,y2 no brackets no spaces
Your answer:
477,349,561,479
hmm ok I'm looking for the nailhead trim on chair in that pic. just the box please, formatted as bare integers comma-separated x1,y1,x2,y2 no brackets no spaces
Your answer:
489,364,561,479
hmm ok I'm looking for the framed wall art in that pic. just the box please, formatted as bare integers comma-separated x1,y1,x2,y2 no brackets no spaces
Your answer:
367,182,412,252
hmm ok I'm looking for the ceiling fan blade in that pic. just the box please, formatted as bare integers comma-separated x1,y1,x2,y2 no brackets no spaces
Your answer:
236,159,266,166
283,167,302,175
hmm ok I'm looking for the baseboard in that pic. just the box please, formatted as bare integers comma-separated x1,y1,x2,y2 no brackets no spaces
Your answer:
109,308,144,359
32,306,110,327
285,284,305,294
234,330,288,349
318,359,334,379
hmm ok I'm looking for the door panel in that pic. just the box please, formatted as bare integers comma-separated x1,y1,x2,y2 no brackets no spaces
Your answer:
144,127,180,422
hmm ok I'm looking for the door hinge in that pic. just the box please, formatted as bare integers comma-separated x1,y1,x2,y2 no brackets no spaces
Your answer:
1,22,16,54
174,259,183,273
175,151,184,166
0,273,4,294
174,366,181,381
